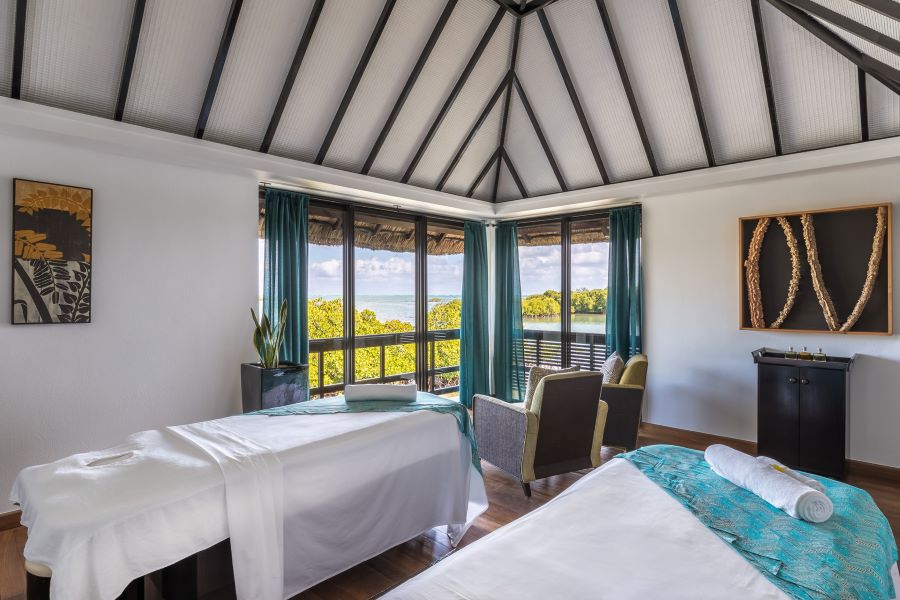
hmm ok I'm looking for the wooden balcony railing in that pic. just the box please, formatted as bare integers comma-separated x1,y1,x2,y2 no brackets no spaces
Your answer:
522,329,607,371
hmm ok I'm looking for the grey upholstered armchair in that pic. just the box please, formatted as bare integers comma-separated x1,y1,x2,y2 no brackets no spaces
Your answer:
473,371,608,497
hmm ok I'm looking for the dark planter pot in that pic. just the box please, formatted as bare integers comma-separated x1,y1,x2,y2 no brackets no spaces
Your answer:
241,362,309,413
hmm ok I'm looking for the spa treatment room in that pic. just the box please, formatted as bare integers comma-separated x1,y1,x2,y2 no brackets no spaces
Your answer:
1,0,900,598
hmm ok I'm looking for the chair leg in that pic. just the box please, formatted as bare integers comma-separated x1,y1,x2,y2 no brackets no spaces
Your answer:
521,482,531,497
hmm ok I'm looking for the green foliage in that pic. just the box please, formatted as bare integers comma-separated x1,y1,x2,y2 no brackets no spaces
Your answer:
307,298,462,391
521,288,607,318
251,299,287,368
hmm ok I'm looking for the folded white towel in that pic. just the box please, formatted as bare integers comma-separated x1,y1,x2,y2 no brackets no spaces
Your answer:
756,455,826,494
344,383,417,403
705,444,833,523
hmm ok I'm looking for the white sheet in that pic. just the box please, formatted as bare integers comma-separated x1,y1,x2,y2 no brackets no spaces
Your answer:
385,459,900,599
170,420,284,600
11,410,487,600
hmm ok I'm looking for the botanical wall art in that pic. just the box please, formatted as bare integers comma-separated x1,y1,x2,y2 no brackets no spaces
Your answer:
12,179,92,324
740,203,891,334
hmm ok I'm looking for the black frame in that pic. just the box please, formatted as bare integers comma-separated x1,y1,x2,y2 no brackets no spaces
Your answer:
11,178,94,325
266,190,468,396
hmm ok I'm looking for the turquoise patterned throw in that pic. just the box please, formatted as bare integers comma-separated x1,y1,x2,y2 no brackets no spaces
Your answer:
251,392,481,473
621,445,897,600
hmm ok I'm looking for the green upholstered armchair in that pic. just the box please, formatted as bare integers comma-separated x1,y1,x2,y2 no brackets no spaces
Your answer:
599,354,647,451
473,371,608,497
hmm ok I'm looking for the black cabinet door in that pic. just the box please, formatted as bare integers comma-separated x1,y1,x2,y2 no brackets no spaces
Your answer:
757,364,800,467
799,366,846,478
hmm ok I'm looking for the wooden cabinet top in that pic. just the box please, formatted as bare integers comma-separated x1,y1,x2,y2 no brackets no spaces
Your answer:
752,348,855,372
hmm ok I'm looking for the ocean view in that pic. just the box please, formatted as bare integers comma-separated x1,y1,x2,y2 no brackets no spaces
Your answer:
310,294,605,334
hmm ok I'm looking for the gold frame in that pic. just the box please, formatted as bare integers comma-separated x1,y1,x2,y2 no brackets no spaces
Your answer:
738,202,892,335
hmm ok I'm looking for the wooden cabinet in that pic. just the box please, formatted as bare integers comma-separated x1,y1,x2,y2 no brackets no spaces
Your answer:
753,348,853,479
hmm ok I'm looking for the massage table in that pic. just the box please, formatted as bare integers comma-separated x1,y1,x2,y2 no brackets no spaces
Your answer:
384,457,900,599
11,407,487,600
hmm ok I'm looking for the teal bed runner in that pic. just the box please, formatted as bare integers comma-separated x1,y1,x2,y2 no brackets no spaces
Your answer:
252,392,481,474
620,445,897,600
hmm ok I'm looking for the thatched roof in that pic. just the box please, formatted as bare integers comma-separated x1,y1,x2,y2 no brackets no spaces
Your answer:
518,219,609,247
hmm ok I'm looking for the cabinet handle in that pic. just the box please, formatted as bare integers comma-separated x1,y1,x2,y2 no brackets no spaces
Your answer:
800,378,810,385
788,377,797,384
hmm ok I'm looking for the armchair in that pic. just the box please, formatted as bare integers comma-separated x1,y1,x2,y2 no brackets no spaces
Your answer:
599,354,647,451
473,371,608,497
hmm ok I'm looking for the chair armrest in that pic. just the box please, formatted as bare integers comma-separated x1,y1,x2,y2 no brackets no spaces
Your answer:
473,395,538,481
599,384,644,451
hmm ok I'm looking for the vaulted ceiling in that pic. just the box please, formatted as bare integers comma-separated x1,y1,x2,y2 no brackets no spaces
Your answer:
1,0,898,203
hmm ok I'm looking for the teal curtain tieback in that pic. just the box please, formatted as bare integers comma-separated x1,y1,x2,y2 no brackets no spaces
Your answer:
460,221,490,408
606,205,643,360
263,188,309,365
493,222,526,402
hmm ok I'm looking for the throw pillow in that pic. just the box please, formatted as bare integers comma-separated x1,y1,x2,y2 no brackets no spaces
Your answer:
525,365,579,409
601,352,625,384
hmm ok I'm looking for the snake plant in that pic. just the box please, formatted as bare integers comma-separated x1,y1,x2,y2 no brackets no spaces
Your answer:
251,299,288,368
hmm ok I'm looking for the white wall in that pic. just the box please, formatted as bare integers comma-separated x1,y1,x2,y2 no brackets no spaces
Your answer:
0,128,259,511
643,158,900,468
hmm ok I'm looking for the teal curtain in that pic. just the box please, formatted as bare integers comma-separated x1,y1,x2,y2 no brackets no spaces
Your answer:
493,222,526,402
263,188,309,365
459,222,490,407
606,205,643,359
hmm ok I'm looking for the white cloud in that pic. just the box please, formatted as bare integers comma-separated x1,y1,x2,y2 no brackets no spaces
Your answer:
310,258,342,279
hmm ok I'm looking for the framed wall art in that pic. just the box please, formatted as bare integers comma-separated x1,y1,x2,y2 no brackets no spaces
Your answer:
739,203,891,335
12,179,92,324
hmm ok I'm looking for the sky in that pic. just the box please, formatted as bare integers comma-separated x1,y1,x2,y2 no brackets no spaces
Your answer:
259,239,609,299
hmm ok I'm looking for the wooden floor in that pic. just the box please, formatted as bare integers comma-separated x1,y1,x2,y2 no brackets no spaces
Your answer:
2,429,899,600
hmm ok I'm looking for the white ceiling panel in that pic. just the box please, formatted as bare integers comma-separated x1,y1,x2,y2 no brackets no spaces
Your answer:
368,0,497,181
323,0,446,173
505,91,560,197
603,0,708,174
762,1,859,153
124,0,232,136
470,157,497,201
269,0,390,163
677,0,776,164
516,13,601,189
203,0,315,151
442,99,503,195
546,0,652,182
22,0,134,118
495,158,521,202
811,0,900,40
408,13,513,189
867,76,900,140
0,1,17,97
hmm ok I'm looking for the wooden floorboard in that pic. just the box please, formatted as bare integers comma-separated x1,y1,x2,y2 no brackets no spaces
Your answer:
1,435,897,600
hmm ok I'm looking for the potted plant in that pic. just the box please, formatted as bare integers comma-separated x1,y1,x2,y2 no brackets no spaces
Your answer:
241,299,309,412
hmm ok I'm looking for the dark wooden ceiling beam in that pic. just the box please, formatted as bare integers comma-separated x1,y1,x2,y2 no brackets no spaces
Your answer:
315,0,397,165
11,0,26,100
402,7,505,184
437,71,511,191
595,0,658,176
783,0,900,56
467,147,501,198
260,0,325,153
766,0,900,96
859,68,869,141
666,0,715,167
750,0,783,155
114,0,146,121
847,0,900,21
501,148,527,198
512,74,567,191
537,9,608,183
195,0,244,139
493,16,522,201
362,0,457,175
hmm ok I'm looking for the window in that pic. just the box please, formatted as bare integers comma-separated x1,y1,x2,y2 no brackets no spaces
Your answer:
261,193,465,398
517,215,609,371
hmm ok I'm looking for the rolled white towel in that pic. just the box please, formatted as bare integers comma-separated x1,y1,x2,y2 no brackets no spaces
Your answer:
344,383,417,403
756,455,826,494
705,444,833,523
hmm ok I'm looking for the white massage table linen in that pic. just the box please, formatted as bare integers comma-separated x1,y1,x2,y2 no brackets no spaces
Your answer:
170,421,284,600
387,458,900,599
12,410,487,600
